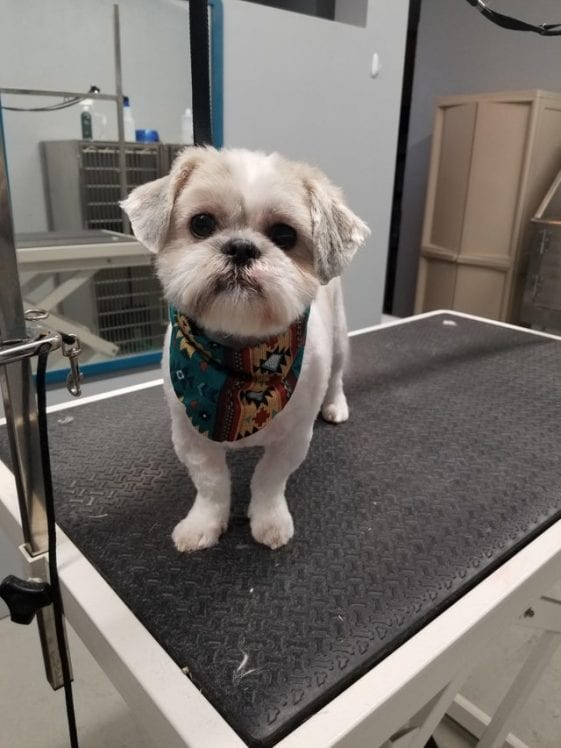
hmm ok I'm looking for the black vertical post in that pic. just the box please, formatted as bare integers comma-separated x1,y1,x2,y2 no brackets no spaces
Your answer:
384,0,422,314
189,0,213,146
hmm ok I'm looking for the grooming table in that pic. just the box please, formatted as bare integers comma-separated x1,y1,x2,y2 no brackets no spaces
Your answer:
16,230,149,358
1,311,561,748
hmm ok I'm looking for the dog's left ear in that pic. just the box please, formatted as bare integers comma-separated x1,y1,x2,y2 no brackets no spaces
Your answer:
120,147,209,252
304,170,370,284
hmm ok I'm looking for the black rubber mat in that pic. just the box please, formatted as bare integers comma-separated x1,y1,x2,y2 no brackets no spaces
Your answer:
2,313,561,746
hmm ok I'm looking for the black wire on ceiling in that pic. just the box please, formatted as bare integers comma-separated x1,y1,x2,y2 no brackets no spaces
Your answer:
465,0,561,36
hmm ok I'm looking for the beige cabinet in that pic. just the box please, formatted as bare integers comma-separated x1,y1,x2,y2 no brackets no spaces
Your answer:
415,90,561,321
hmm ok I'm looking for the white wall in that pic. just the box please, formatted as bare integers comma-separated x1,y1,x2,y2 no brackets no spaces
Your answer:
393,0,561,317
223,0,409,329
0,0,191,233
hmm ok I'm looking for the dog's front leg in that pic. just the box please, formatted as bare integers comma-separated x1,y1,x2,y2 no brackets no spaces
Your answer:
248,429,313,549
171,433,231,552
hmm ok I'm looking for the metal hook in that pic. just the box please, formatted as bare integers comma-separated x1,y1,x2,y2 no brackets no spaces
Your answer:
61,334,83,397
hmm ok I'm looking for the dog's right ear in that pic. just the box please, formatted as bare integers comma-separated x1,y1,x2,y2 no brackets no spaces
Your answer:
120,147,207,253
120,176,172,253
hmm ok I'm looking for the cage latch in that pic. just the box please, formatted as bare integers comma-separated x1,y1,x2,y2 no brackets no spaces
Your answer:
529,230,551,302
538,229,551,256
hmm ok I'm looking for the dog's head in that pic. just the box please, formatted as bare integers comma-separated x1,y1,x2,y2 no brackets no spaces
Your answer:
121,147,369,339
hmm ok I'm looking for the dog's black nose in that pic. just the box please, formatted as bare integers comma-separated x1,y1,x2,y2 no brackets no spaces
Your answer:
222,239,261,266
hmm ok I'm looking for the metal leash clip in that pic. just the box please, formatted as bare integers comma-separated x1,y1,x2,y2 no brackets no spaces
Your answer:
61,334,83,398
16,309,84,398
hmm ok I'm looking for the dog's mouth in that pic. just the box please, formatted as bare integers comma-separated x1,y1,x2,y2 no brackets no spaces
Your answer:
186,267,265,324
213,267,263,296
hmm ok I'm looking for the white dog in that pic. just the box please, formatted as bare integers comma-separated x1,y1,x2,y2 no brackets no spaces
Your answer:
122,147,369,551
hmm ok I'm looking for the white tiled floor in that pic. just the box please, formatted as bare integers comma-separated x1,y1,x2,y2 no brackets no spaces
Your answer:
0,617,149,748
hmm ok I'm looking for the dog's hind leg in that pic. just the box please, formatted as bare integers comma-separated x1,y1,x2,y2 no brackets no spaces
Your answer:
321,280,350,424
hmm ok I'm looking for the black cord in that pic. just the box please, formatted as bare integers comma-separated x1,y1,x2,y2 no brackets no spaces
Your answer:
465,0,561,36
36,345,80,748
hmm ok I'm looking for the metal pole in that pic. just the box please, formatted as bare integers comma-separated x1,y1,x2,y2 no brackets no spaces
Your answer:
0,86,118,102
0,109,48,553
0,99,65,689
114,4,130,234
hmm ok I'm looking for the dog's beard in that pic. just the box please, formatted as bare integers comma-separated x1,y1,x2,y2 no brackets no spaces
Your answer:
213,265,263,296
157,244,318,340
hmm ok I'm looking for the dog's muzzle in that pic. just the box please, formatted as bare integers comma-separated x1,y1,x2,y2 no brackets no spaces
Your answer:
221,238,261,267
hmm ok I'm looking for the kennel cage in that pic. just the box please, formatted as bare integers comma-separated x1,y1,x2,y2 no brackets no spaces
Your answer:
93,265,167,355
521,168,561,332
38,140,184,363
41,140,184,232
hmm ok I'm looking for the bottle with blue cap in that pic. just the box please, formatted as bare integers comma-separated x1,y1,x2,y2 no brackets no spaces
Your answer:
135,129,160,143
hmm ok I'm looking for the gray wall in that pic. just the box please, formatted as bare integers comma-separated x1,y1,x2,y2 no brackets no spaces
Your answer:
223,0,409,330
393,0,561,317
242,1,368,27
0,0,191,233
2,0,408,331
334,0,368,27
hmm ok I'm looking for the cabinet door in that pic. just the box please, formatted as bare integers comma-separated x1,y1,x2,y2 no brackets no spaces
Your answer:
461,101,531,262
425,102,477,255
415,256,457,312
453,265,506,319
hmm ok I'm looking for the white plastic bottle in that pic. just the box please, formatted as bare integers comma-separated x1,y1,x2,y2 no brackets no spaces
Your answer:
181,107,194,145
123,96,136,141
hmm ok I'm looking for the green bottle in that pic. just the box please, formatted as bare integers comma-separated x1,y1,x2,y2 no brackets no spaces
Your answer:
81,102,93,140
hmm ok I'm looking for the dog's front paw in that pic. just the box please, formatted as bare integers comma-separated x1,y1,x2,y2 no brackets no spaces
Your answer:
172,506,228,552
250,504,294,550
321,393,349,424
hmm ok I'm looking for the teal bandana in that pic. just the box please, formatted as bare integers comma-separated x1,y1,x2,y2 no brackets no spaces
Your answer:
169,306,310,442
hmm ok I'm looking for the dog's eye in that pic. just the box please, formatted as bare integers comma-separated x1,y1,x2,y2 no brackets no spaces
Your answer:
190,213,217,239
268,223,297,251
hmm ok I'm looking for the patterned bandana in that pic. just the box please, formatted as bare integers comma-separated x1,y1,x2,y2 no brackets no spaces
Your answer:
169,306,310,442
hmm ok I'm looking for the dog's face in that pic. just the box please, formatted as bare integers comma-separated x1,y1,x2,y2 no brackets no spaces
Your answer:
122,147,369,339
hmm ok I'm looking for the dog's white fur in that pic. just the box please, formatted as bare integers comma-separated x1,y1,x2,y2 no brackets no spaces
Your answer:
121,147,369,551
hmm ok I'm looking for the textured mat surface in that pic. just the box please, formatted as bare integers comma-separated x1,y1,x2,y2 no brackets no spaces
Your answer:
2,314,561,746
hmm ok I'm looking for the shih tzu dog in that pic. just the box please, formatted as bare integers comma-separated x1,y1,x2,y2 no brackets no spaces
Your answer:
121,147,369,551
